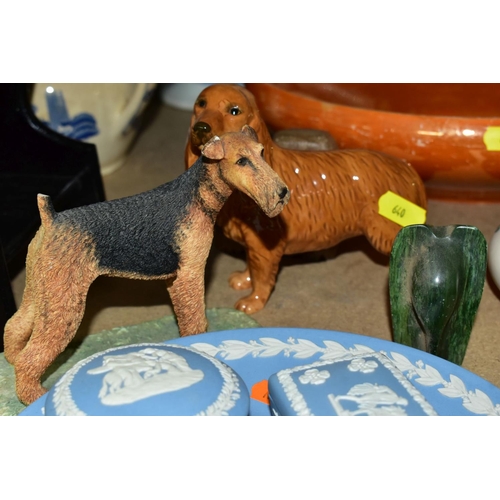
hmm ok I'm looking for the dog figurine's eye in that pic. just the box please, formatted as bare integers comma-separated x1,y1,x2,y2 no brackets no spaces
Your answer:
196,99,207,108
236,157,249,166
230,106,241,116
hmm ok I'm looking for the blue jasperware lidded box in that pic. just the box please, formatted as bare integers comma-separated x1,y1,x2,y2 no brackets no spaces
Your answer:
268,352,437,416
44,343,249,416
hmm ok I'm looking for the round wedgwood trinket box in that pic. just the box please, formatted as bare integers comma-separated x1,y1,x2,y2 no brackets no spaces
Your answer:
44,343,249,416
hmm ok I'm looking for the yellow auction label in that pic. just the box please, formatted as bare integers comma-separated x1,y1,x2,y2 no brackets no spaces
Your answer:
378,191,427,227
483,126,500,151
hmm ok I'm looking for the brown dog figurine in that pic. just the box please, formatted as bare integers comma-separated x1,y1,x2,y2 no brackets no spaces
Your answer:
186,84,427,315
4,126,290,405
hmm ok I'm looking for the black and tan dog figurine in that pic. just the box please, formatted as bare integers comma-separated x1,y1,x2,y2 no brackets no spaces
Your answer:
4,125,290,405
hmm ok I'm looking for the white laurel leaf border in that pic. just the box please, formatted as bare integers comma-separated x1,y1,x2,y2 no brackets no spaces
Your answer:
190,337,500,416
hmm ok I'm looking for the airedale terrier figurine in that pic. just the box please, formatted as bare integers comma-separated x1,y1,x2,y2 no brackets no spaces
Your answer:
4,125,290,405
186,84,427,314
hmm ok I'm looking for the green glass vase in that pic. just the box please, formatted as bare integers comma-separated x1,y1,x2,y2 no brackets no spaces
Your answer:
389,225,487,365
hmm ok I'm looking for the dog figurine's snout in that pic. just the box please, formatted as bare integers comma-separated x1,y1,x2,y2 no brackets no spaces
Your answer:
193,121,211,137
279,187,289,200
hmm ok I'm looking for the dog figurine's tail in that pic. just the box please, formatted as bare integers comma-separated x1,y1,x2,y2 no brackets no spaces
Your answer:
37,194,56,227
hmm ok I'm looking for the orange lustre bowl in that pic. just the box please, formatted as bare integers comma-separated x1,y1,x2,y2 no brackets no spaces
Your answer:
245,83,500,202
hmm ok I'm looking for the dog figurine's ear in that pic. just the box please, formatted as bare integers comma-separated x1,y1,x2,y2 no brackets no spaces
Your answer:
241,125,259,142
201,136,224,160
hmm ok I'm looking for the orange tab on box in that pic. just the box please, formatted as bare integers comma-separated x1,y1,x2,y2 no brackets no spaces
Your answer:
251,380,269,405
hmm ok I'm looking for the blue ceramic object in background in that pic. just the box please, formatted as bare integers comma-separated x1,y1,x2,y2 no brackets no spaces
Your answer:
42,88,99,140
32,83,156,175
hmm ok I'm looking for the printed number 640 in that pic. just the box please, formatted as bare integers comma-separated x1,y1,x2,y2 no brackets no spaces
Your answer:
392,205,406,218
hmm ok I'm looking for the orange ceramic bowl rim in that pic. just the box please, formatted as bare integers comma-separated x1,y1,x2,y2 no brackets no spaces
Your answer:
245,83,500,202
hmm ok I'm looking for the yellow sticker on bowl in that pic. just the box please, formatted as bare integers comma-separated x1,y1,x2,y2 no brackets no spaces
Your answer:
378,191,426,227
483,126,500,151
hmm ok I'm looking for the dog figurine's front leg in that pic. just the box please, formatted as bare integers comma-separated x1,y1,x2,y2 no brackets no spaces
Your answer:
229,268,252,290
168,264,209,336
233,216,287,314
235,242,286,314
